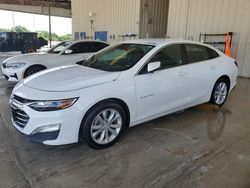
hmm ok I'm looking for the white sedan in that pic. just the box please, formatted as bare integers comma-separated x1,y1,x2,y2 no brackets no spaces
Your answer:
10,39,238,149
1,40,109,82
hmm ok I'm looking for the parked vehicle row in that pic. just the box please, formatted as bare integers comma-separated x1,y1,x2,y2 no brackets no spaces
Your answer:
1,40,109,82
2,39,238,149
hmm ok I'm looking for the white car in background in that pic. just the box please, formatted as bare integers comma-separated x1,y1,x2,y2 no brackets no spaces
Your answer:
1,40,109,82
10,39,238,149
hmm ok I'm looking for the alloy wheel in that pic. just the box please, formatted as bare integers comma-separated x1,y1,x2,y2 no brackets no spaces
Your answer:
214,82,228,105
90,109,122,144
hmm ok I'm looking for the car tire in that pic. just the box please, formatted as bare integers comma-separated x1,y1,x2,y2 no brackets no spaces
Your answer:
81,102,127,149
21,44,30,54
24,65,46,78
24,46,36,53
210,78,229,107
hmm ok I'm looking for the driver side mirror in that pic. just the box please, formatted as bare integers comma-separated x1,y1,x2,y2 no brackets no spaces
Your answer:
147,61,161,73
64,49,73,55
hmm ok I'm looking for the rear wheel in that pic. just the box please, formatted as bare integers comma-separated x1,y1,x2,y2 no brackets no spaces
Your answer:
81,102,127,149
210,78,229,107
24,65,46,78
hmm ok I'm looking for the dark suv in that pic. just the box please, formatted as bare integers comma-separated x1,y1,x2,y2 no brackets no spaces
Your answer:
0,32,47,54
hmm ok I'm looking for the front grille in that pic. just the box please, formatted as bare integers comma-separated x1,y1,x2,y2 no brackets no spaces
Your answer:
11,95,32,128
11,106,29,128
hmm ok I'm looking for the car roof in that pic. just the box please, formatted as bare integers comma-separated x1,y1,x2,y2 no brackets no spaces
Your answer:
121,38,208,47
70,40,109,45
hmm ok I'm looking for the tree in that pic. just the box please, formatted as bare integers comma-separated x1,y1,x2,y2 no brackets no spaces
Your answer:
37,31,72,41
0,28,11,32
37,31,49,40
58,34,72,41
51,33,59,41
11,25,30,32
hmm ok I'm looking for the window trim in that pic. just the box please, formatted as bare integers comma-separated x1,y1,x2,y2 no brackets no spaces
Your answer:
136,43,186,75
183,43,220,64
67,41,109,54
135,42,221,76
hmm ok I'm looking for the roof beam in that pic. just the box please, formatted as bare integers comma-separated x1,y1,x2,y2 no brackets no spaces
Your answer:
0,0,71,10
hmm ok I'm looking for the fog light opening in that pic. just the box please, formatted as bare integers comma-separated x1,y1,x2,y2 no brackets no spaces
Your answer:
31,124,61,135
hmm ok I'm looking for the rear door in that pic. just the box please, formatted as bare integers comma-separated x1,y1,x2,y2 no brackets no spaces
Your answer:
184,44,221,106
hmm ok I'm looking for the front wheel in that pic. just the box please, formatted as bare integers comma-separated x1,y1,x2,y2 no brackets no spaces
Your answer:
210,78,229,107
81,102,127,149
24,65,46,78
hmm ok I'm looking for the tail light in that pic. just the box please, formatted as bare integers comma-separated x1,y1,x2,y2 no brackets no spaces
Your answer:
234,61,238,67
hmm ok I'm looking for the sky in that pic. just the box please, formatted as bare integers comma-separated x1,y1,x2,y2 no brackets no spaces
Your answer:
0,10,72,36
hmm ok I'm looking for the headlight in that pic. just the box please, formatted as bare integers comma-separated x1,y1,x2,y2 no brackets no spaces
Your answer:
6,63,26,69
28,98,78,111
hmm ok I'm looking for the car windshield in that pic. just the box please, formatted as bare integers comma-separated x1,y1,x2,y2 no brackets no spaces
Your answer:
47,41,72,54
82,43,155,72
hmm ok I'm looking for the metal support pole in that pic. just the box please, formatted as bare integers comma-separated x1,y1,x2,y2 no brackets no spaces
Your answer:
48,0,52,48
12,11,15,31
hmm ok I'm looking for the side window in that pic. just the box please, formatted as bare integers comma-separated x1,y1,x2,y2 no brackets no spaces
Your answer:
140,44,183,74
207,48,219,59
69,42,90,54
185,44,219,63
92,42,109,52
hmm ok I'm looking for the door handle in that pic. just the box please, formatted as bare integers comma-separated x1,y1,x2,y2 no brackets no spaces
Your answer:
210,65,217,69
178,72,187,77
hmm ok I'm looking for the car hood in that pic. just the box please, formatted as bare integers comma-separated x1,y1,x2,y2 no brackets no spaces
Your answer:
5,52,57,64
23,65,121,92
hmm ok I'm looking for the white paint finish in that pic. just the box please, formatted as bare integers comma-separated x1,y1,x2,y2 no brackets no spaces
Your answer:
167,0,250,77
187,59,221,106
10,39,238,145
135,65,189,122
23,65,120,92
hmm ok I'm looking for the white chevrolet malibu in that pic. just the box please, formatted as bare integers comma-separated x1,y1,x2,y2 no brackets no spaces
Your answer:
10,39,238,149
1,40,109,82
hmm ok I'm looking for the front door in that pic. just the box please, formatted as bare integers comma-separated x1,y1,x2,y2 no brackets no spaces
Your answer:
134,44,189,122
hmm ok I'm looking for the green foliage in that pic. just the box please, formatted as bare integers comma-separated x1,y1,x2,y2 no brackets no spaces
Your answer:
11,25,30,32
0,26,72,41
58,34,72,41
0,26,30,32
37,31,49,40
37,31,72,41
0,28,11,32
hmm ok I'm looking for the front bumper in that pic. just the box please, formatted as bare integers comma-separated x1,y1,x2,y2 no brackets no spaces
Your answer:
1,67,24,82
13,122,60,143
10,97,84,146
